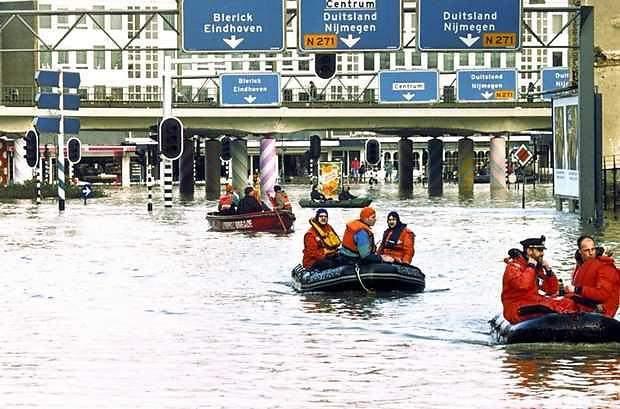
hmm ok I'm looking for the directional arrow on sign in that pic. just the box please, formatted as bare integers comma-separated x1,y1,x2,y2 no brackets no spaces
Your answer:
459,34,480,47
402,93,415,101
244,95,257,104
223,35,244,49
481,91,494,100
340,34,360,48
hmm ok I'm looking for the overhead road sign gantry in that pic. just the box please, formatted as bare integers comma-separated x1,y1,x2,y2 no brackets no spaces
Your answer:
298,0,402,52
417,0,522,51
219,73,281,107
378,70,439,104
541,67,570,101
456,68,518,102
181,0,285,53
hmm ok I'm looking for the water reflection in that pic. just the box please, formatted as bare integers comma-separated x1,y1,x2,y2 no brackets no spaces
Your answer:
300,292,418,320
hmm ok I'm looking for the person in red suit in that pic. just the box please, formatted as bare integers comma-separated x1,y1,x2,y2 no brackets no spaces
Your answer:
377,211,415,264
564,235,620,318
501,236,576,324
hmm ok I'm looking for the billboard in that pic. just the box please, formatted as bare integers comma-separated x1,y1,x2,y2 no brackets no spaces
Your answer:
553,95,579,198
319,161,342,198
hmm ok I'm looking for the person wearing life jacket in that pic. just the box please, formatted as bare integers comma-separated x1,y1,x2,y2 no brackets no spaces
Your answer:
273,185,292,210
501,236,576,324
563,235,620,318
302,208,342,270
217,183,237,215
377,211,415,264
339,207,389,264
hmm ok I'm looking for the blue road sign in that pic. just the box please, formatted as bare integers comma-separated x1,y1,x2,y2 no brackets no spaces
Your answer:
378,70,439,104
36,93,80,110
219,73,281,107
457,69,518,102
298,0,401,52
182,0,285,53
541,67,570,101
33,116,80,134
35,70,81,88
81,183,93,199
418,0,522,51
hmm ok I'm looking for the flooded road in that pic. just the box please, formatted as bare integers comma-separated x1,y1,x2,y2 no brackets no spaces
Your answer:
1,182,619,408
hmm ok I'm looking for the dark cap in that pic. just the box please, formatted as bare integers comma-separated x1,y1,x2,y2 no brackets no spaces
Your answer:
520,235,546,250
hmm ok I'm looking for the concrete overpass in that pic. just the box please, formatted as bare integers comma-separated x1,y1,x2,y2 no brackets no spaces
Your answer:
0,103,551,137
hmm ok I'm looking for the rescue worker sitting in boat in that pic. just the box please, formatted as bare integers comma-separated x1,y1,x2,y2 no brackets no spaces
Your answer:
310,184,328,202
217,183,239,215
302,208,342,270
501,236,576,324
272,185,292,210
339,207,393,264
377,211,415,264
563,235,620,318
338,186,356,201
237,186,264,214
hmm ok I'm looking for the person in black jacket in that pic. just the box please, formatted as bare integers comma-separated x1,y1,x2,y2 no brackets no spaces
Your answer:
310,184,327,201
237,186,264,214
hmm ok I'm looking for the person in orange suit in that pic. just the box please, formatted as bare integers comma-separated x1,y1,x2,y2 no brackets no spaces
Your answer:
501,236,576,324
377,211,415,264
564,235,620,318
302,208,341,270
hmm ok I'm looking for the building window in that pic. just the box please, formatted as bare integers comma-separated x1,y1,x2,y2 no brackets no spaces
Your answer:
129,85,141,101
363,53,374,71
444,53,454,71
57,51,69,65
145,7,158,39
552,52,563,66
111,51,122,69
94,46,105,69
458,52,469,66
40,47,52,68
128,6,140,39
110,87,123,100
128,47,141,79
506,53,516,67
94,86,106,100
475,53,485,66
491,53,501,68
76,13,87,29
110,14,122,30
552,15,563,36
162,13,176,31
395,51,405,67
78,88,88,101
411,51,422,66
232,54,243,71
145,48,158,78
145,85,159,101
299,59,310,71
249,53,260,71
379,53,390,70
93,6,105,29
427,53,438,69
39,4,51,29
76,50,87,65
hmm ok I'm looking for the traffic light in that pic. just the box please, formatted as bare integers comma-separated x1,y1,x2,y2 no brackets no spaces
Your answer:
67,137,81,163
366,139,381,165
220,136,231,161
24,128,39,168
314,53,336,79
310,134,321,159
159,116,184,160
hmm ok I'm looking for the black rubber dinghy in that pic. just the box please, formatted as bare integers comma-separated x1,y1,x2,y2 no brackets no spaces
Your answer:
298,197,372,208
291,262,425,293
489,313,620,344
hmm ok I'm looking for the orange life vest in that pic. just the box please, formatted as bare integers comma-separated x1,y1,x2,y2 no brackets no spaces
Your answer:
342,219,375,255
218,194,233,211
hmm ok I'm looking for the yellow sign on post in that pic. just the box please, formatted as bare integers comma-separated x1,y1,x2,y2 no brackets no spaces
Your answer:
319,161,342,198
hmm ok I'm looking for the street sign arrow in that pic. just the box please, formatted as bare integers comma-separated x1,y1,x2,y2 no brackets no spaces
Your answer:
81,183,92,198
378,70,439,104
456,69,517,102
243,95,257,104
223,35,244,49
340,34,361,48
402,93,415,101
220,73,281,107
481,91,494,100
459,34,480,48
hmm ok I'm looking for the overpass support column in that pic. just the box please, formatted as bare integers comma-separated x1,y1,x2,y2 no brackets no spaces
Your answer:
231,138,248,195
260,136,277,203
205,138,221,201
398,137,413,198
179,137,195,200
490,136,507,194
428,138,443,197
458,137,474,198
121,152,130,187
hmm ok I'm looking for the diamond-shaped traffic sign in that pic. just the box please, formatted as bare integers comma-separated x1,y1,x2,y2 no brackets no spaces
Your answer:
513,144,533,166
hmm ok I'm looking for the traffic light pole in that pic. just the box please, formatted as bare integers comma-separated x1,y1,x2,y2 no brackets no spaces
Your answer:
162,55,174,208
57,71,66,212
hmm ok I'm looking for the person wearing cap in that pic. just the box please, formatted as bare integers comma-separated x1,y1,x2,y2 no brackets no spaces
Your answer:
339,207,390,264
217,183,237,215
564,235,620,317
272,185,292,210
501,235,576,324
237,186,264,214
302,208,342,270
377,211,415,264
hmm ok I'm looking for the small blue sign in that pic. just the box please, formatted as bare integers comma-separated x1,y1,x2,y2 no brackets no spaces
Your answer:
35,70,81,88
418,0,522,51
33,116,80,134
182,0,285,53
81,183,93,199
298,0,401,52
378,70,439,104
36,93,80,110
62,72,81,89
541,67,570,101
457,69,518,102
219,73,281,107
